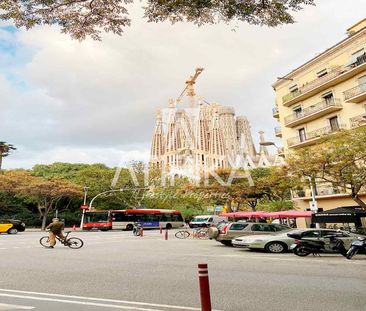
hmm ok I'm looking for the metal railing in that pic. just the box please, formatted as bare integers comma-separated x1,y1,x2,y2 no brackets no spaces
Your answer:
282,66,343,104
274,126,282,135
350,113,366,128
343,82,366,101
272,107,279,116
284,98,342,125
287,124,346,147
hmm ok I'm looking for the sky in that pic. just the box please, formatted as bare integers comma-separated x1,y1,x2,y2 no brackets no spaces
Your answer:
0,1,365,169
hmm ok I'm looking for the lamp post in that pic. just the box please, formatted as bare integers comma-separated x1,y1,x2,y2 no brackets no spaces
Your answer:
306,176,319,228
79,186,89,229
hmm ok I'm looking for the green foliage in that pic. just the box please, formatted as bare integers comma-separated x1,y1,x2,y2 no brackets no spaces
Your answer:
287,126,366,209
0,0,315,40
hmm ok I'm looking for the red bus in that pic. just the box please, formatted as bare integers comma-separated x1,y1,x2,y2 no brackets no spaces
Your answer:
83,209,184,231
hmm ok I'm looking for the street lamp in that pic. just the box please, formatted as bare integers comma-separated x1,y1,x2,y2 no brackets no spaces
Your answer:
305,176,320,228
259,141,285,157
79,186,89,229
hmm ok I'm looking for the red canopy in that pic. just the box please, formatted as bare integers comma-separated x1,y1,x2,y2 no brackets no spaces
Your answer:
220,210,312,219
220,211,267,218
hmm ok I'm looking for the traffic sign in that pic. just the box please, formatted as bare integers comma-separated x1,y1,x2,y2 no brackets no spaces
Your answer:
80,205,89,210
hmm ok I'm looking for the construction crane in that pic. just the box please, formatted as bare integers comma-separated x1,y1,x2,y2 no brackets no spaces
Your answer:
176,67,204,108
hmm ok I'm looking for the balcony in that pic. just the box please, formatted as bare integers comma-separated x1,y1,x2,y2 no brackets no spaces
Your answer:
344,82,366,103
282,56,366,107
284,98,343,127
287,124,346,148
350,113,366,128
272,107,279,118
274,126,282,137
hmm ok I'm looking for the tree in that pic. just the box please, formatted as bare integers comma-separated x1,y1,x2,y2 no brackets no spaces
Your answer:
0,0,315,40
17,178,83,230
287,127,366,209
0,142,16,171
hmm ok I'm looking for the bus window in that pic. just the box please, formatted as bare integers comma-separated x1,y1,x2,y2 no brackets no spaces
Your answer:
85,212,109,223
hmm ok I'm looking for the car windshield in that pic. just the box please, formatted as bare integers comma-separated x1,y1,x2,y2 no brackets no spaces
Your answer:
192,217,209,222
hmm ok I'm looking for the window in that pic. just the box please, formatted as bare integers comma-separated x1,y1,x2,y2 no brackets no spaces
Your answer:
230,223,248,231
317,69,328,78
349,48,365,65
251,224,275,232
329,116,339,131
272,224,290,232
293,106,302,116
289,84,298,93
301,230,320,238
298,128,306,142
322,91,334,103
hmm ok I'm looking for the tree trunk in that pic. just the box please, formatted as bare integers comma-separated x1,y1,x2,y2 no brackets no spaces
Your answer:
352,194,366,210
41,215,47,231
0,154,3,171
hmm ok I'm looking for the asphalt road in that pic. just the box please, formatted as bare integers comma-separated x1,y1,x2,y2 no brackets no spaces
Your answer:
0,230,365,311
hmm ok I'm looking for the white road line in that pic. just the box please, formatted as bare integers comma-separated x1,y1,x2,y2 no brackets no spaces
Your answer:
0,294,162,311
0,289,223,311
0,303,34,310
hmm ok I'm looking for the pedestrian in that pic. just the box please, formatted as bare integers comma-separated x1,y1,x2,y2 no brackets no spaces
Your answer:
46,218,65,248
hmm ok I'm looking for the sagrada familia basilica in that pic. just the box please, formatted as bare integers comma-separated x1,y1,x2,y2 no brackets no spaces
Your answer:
150,68,284,179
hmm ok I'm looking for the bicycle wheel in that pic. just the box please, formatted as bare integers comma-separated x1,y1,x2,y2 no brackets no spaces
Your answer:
65,237,84,249
40,236,52,248
197,229,208,239
175,231,190,239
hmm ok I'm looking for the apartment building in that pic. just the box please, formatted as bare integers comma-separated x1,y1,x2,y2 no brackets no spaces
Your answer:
272,18,366,214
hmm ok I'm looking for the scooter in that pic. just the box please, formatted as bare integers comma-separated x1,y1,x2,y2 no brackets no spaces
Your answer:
346,237,366,260
290,234,347,257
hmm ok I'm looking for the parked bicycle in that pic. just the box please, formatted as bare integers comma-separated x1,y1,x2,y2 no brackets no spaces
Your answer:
132,222,143,236
175,227,209,239
40,231,84,249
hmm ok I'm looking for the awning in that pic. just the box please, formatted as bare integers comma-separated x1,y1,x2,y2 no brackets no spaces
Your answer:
220,210,312,218
312,206,366,223
220,211,267,218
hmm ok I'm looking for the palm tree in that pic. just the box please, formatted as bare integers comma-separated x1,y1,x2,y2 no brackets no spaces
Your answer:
0,142,16,171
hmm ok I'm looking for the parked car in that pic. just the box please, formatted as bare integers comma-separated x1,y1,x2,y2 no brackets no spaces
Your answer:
189,215,228,228
232,229,365,253
208,222,290,246
0,219,25,234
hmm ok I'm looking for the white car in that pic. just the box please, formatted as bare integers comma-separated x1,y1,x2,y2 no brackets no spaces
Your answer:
232,229,362,253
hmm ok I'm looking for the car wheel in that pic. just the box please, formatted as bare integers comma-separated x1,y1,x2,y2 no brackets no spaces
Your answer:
7,228,18,234
220,240,232,247
265,242,287,253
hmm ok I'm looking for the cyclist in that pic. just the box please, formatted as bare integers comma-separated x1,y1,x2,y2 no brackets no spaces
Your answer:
46,218,65,248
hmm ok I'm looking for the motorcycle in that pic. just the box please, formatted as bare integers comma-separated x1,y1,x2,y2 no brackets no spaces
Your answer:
289,233,347,257
346,237,366,260
132,222,143,236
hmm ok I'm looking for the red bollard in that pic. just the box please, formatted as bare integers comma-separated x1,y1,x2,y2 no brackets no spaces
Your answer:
165,229,168,240
160,224,163,234
198,264,212,311
140,227,144,237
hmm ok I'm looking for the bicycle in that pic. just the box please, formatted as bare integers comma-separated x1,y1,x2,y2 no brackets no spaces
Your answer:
132,222,143,236
175,227,209,239
39,231,84,249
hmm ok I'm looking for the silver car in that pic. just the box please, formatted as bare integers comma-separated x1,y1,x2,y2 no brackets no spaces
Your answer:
232,229,362,253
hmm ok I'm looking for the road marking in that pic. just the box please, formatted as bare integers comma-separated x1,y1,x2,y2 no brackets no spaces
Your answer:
0,303,34,310
0,289,223,311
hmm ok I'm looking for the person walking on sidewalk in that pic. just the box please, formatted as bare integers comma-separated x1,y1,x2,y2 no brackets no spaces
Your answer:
46,218,65,248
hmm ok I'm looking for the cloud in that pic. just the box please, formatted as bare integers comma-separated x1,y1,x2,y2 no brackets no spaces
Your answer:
0,0,365,169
